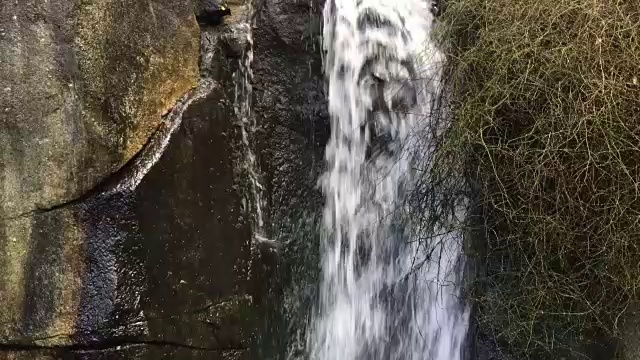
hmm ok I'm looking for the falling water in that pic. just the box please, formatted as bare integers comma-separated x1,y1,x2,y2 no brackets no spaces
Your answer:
307,0,469,358
234,7,270,247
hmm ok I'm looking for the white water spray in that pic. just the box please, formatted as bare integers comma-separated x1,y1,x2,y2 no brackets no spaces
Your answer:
307,0,469,358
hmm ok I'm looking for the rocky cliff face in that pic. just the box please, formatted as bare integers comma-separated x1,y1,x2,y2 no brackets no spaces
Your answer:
250,0,329,356
0,0,331,356
0,1,258,358
0,0,200,219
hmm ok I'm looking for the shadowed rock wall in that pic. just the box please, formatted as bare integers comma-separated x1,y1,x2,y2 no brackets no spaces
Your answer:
0,1,257,358
250,0,329,356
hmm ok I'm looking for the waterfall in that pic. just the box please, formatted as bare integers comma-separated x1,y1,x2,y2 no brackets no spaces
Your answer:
307,0,470,358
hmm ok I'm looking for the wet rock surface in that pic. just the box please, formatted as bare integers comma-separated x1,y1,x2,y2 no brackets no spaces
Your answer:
250,0,328,356
0,0,331,356
0,2,258,358
0,82,255,359
253,0,328,235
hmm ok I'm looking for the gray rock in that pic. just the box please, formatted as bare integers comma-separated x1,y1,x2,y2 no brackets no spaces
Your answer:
250,0,329,356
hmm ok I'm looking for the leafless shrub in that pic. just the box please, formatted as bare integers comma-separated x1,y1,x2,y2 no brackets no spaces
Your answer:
420,0,640,357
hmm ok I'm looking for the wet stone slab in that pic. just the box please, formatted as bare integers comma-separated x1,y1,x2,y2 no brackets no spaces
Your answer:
0,2,267,359
0,69,255,360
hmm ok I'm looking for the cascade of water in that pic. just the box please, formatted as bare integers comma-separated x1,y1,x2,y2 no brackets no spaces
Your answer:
234,8,269,246
307,0,469,359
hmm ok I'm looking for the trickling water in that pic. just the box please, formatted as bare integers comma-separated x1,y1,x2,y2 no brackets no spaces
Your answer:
307,0,469,359
234,8,270,247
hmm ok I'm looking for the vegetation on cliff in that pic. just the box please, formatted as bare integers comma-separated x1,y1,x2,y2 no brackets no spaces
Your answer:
431,0,640,357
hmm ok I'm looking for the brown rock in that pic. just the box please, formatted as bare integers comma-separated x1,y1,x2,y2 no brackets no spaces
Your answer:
0,0,200,219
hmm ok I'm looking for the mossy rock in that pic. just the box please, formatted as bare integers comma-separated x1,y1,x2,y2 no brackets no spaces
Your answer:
0,0,200,218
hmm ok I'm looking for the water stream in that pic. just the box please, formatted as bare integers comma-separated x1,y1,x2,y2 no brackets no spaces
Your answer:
307,0,470,358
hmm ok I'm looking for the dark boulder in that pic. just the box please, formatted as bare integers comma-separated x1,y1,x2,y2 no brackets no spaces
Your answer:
195,0,232,26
